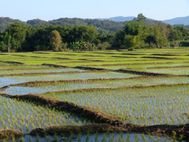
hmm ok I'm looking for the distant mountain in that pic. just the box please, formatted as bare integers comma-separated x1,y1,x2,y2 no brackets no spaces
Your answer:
109,16,135,22
142,18,164,26
164,16,189,25
0,17,125,32
25,18,126,31
0,17,21,32
27,19,48,26
49,18,125,31
2,15,189,33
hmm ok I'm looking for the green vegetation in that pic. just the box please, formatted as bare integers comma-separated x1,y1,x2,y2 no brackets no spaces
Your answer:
0,14,189,52
113,14,189,49
42,85,189,125
0,48,189,141
0,96,92,133
3,76,189,96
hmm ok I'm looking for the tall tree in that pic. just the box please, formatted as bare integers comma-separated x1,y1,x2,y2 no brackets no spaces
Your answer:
4,22,28,52
0,31,12,52
50,30,62,51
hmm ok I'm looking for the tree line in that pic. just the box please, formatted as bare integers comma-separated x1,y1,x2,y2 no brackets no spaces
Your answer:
113,14,189,49
0,14,189,52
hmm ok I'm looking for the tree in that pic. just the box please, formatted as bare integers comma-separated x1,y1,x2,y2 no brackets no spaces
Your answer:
97,42,111,50
154,26,168,48
113,15,171,49
145,34,157,47
1,31,12,52
50,30,63,51
112,31,126,49
70,41,96,51
136,13,146,21
1,17,189,52
67,26,98,43
4,22,28,52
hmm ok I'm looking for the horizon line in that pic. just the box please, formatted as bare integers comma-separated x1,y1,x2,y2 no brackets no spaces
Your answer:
0,14,189,22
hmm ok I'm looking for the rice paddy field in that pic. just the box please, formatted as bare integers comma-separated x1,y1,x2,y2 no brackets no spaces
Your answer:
0,48,189,142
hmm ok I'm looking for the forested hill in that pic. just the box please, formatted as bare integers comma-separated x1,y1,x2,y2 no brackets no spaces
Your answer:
48,18,125,32
1,16,189,33
109,16,135,22
164,16,189,25
0,17,21,32
0,17,125,32
0,14,189,52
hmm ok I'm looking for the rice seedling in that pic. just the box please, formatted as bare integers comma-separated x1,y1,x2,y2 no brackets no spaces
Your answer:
0,71,139,88
3,76,189,96
0,96,93,133
145,67,189,75
0,48,189,141
0,67,83,76
42,84,189,126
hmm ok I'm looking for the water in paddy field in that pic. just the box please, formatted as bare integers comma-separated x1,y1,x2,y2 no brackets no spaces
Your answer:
3,76,189,96
0,71,138,87
9,133,181,142
0,66,83,87
0,78,19,88
4,86,48,95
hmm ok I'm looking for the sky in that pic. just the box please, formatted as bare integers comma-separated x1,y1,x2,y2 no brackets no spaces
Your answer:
0,0,189,21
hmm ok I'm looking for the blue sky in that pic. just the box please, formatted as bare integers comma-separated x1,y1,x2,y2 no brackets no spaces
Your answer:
0,0,189,21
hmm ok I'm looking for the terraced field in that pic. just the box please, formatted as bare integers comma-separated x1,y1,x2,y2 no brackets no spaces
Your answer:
0,96,91,133
42,85,189,125
0,48,189,141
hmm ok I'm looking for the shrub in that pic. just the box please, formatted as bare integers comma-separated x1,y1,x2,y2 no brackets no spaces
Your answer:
180,41,189,47
70,41,96,51
97,42,111,50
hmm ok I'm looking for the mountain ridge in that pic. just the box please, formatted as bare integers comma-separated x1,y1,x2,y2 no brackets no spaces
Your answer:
109,16,135,22
0,15,188,32
163,16,189,25
108,16,189,25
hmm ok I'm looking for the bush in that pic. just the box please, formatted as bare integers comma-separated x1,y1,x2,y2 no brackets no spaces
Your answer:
169,41,180,47
0,42,7,52
180,41,189,47
70,41,96,51
97,42,111,50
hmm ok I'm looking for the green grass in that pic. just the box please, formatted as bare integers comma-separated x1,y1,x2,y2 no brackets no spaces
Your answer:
0,48,189,141
3,76,189,96
145,67,189,75
0,96,92,133
0,48,188,68
0,71,138,88
41,84,189,125
0,67,83,76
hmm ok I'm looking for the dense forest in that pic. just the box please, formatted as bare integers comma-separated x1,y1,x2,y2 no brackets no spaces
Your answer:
0,14,189,52
0,17,125,32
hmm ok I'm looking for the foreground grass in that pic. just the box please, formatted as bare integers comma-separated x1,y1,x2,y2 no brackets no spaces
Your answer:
0,48,189,141
0,96,92,133
41,84,189,125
